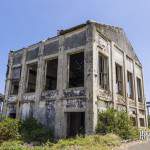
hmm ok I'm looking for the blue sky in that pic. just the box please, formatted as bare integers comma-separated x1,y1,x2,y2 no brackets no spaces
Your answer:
0,0,150,101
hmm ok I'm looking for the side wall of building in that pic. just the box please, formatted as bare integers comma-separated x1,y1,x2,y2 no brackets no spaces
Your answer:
94,29,147,128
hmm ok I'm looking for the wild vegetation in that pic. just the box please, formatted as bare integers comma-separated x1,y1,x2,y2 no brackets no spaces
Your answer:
96,109,139,140
0,109,140,149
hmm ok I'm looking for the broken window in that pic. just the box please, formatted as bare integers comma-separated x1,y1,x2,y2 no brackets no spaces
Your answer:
45,58,58,90
130,117,137,126
26,63,38,93
139,118,145,127
99,53,109,90
11,67,22,95
137,77,142,102
116,63,123,95
68,52,84,88
127,71,133,99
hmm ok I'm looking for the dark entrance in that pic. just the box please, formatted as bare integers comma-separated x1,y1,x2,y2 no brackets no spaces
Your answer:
67,112,85,137
9,112,16,119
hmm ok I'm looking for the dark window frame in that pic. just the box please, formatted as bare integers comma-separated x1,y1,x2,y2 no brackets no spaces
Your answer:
139,118,145,127
10,67,22,95
68,51,84,88
98,53,109,90
26,63,38,93
136,77,142,102
127,71,134,99
44,57,58,91
115,63,123,95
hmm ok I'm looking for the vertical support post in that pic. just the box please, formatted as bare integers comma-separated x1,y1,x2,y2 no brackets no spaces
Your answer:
133,61,140,128
34,42,45,119
3,51,14,116
16,48,27,119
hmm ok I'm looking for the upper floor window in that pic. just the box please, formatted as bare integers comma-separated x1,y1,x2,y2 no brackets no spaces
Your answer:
11,67,22,95
26,63,38,93
127,71,134,99
98,53,109,90
116,63,123,95
137,77,142,102
45,58,58,90
68,52,84,88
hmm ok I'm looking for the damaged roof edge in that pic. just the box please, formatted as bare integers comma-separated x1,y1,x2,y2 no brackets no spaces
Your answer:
9,20,142,66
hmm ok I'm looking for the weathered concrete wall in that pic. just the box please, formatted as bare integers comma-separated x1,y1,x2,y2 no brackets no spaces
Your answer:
4,21,147,139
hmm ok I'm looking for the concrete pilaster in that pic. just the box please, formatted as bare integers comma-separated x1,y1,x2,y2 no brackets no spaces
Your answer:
3,51,14,115
133,61,140,127
34,42,45,119
16,48,27,119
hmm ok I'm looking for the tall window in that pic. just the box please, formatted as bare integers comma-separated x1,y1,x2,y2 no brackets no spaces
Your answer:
116,63,123,95
69,52,84,88
99,53,109,90
26,63,38,93
130,117,137,126
45,58,58,90
127,71,133,99
11,67,22,95
139,118,145,127
137,77,142,102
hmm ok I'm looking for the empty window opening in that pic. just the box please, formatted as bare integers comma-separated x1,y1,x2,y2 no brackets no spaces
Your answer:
127,71,134,99
45,58,58,90
139,118,145,127
99,53,109,90
130,117,137,126
8,105,16,119
11,81,19,95
137,77,142,102
116,63,123,95
67,112,85,137
26,63,38,93
11,67,21,95
69,52,84,88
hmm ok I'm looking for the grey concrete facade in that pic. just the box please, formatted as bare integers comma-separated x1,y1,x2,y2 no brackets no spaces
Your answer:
4,21,148,138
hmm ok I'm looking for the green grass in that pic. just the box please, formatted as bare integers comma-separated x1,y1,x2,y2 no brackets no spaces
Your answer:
0,134,121,150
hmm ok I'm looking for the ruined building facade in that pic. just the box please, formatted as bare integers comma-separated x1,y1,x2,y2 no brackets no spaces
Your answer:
4,21,147,138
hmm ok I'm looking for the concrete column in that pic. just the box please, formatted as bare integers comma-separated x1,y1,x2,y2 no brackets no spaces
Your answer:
84,22,95,134
3,51,14,115
141,68,148,127
55,35,66,139
16,48,27,118
133,61,140,127
111,42,117,109
123,53,128,112
34,42,45,119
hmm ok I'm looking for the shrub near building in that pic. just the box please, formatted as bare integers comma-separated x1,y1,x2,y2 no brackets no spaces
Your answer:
0,117,20,141
96,109,139,140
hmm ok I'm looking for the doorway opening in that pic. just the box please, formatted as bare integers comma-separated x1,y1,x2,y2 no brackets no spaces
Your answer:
67,112,85,137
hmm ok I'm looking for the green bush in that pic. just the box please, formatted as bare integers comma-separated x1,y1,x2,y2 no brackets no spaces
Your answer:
0,117,21,141
0,141,25,150
20,117,53,143
96,109,139,140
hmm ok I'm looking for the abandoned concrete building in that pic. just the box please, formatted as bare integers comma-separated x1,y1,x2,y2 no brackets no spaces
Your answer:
4,20,147,138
